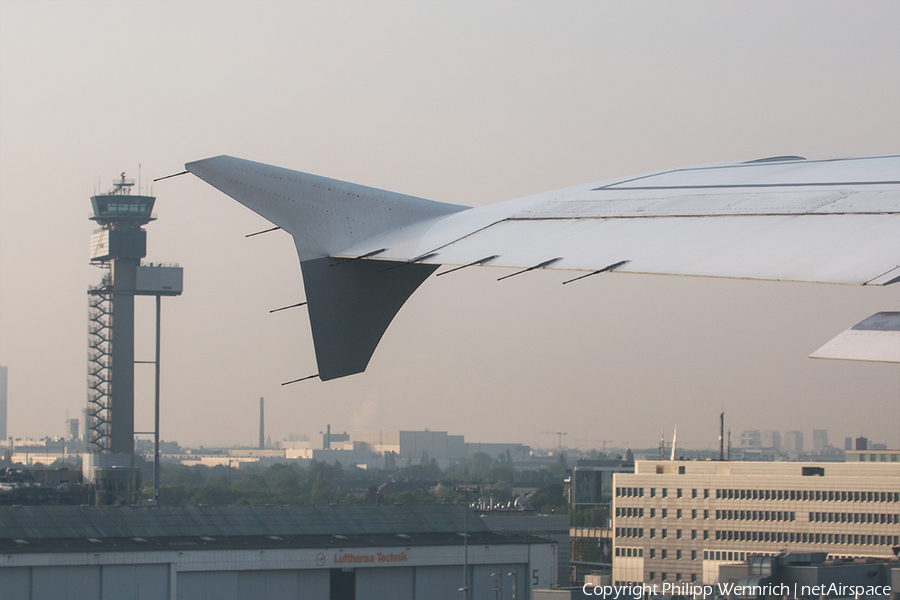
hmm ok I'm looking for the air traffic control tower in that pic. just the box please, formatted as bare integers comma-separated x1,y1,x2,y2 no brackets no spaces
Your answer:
86,174,182,503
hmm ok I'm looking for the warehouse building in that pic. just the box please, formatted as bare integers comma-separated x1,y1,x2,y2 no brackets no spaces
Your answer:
0,505,558,599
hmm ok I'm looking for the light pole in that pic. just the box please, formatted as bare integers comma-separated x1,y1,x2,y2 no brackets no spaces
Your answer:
507,568,518,600
153,295,161,505
455,484,481,599
491,569,502,600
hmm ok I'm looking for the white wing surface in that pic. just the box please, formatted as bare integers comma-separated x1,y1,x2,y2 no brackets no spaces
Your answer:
186,154,900,380
336,155,900,286
810,312,900,364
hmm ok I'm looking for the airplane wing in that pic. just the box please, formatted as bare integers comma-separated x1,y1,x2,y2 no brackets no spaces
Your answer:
810,312,900,364
186,154,900,380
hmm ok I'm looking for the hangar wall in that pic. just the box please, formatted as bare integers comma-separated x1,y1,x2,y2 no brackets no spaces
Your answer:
2,546,553,600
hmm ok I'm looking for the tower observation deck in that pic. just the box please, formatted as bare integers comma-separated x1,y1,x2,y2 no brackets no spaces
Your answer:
87,174,182,481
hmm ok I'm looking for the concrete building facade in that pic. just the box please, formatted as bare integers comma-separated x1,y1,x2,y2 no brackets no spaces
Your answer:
610,460,900,586
846,449,900,463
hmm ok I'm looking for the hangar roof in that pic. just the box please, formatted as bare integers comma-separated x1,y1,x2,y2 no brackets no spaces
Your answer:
0,505,553,555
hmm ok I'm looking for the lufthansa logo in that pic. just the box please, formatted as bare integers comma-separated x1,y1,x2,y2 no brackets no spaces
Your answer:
315,552,326,566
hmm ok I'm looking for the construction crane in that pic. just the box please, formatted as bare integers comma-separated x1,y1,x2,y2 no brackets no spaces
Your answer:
584,439,614,453
540,431,568,452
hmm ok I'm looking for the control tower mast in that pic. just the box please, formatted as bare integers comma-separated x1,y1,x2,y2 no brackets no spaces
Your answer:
88,174,155,456
86,173,182,506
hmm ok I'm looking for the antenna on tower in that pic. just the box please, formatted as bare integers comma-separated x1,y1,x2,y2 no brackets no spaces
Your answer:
670,425,677,461
727,429,732,461
659,427,665,460
719,412,725,461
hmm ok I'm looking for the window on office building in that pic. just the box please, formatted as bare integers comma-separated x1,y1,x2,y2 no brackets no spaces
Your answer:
677,489,683,498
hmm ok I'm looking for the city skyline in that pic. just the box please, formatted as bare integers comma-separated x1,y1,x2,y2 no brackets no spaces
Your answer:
4,409,894,457
1,2,898,449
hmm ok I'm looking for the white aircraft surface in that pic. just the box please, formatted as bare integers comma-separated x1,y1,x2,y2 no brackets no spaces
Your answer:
185,155,900,380
811,311,900,364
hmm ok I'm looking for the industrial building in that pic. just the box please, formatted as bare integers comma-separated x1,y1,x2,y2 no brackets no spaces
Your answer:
277,429,532,470
718,553,899,600
610,460,900,585
0,504,558,599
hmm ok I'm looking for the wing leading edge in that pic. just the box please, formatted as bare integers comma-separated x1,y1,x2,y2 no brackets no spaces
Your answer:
186,154,900,380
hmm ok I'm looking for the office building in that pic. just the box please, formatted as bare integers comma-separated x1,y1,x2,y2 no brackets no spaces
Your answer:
611,460,900,585
761,431,781,452
740,430,761,449
783,431,804,454
813,430,829,453
846,449,900,463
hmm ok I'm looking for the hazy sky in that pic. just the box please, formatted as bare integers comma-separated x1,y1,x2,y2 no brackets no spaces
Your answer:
1,1,898,451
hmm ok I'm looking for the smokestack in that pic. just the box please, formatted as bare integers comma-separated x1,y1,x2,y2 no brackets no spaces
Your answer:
259,397,264,450
719,412,724,461
325,424,331,450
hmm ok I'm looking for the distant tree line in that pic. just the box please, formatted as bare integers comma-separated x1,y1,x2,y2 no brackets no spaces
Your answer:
4,451,613,526
137,451,578,510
